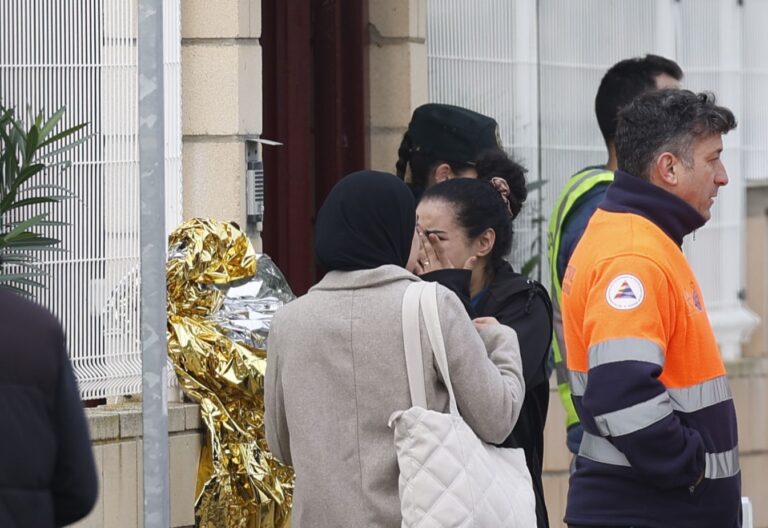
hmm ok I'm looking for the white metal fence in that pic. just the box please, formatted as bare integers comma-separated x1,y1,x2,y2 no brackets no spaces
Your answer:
0,0,182,398
742,0,768,185
428,0,763,357
428,0,541,277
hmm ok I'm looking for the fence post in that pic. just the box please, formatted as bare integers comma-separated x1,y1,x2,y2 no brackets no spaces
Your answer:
138,0,170,526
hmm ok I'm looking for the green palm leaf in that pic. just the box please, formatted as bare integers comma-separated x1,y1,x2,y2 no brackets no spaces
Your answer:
0,103,86,294
39,107,65,138
0,272,47,283
6,196,59,211
38,122,88,150
4,236,61,248
0,253,36,263
0,213,48,243
6,218,68,228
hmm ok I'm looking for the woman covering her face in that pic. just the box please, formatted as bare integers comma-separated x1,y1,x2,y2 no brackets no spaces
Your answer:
415,164,554,528
263,170,526,528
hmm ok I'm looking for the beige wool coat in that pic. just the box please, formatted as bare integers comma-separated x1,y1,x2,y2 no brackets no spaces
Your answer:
265,265,525,528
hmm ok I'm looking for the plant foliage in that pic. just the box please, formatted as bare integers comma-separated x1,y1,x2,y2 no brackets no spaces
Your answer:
0,104,88,296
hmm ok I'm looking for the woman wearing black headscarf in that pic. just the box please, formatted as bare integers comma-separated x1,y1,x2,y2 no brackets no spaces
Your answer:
264,170,525,528
313,169,418,272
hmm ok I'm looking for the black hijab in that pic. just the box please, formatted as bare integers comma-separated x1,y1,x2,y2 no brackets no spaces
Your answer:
315,170,416,271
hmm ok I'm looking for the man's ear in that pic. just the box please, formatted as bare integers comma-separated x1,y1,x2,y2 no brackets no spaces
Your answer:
475,228,496,258
433,163,454,184
653,152,678,186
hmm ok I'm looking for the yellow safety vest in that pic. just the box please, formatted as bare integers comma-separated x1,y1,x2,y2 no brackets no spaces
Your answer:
546,167,614,427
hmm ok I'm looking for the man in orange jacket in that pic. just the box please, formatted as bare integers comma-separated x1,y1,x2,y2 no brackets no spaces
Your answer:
562,89,741,528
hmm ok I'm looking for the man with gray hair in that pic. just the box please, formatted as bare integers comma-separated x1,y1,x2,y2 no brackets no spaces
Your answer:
561,90,741,528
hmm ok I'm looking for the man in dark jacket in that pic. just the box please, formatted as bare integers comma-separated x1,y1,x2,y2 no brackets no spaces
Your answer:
0,290,98,527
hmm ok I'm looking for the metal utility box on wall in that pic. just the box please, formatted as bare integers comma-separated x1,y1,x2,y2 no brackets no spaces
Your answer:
245,138,281,253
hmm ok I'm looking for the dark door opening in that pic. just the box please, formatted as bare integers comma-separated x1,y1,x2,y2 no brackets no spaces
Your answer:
261,0,369,295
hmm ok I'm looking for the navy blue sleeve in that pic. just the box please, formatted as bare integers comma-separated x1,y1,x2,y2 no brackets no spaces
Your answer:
557,183,610,281
51,334,99,526
581,359,705,488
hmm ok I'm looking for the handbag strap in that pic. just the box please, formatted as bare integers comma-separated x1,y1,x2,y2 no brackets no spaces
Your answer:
418,282,459,416
402,282,428,408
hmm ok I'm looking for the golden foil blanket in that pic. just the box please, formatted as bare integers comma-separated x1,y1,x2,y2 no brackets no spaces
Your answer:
166,218,294,528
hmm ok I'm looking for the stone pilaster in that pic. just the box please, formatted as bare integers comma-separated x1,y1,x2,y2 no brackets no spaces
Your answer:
181,0,262,228
368,0,428,173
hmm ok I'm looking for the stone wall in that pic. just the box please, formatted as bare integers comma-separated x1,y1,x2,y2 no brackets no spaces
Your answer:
745,186,768,359
180,0,262,228
71,403,203,528
368,0,428,174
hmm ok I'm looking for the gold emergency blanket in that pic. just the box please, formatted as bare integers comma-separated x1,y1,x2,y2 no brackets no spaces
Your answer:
166,218,295,528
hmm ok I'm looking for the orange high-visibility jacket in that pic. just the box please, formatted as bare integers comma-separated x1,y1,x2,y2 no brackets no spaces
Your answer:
561,171,740,528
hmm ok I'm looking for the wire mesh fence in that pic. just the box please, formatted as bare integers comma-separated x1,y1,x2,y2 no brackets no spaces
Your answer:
428,0,767,315
0,0,182,399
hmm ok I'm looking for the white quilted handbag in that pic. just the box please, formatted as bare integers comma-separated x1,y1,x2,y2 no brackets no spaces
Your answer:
389,281,536,528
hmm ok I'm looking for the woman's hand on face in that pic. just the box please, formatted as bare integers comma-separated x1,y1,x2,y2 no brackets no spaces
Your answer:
472,316,500,331
414,228,477,275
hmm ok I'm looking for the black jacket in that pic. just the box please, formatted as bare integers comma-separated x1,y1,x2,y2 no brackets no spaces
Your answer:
423,264,553,528
0,291,98,527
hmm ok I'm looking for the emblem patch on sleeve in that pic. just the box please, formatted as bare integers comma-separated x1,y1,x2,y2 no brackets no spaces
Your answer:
605,274,644,310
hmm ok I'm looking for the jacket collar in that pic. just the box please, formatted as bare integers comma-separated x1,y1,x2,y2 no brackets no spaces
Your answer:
600,170,706,247
310,265,418,291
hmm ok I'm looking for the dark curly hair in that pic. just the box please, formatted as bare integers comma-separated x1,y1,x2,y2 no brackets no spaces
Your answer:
616,90,737,180
475,148,528,220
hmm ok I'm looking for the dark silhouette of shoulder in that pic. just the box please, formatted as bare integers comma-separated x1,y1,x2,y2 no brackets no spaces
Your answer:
0,290,98,527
